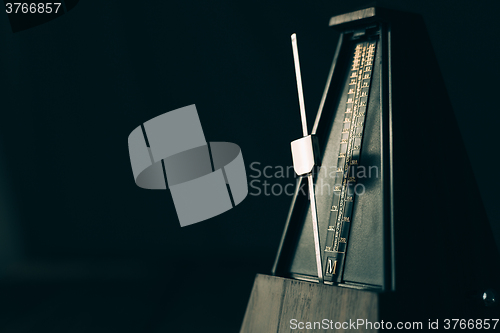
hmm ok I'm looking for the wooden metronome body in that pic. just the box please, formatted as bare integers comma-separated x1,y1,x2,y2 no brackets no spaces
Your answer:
241,7,500,332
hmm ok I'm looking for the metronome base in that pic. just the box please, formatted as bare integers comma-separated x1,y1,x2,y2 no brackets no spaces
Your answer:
239,274,379,333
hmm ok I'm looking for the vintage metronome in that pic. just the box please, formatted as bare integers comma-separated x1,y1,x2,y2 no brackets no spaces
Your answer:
241,7,500,331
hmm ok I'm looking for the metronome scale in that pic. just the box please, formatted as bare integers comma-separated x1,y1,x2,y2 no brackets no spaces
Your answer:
241,7,500,331
323,39,377,284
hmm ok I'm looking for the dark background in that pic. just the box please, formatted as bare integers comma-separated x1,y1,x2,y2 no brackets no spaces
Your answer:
0,0,499,332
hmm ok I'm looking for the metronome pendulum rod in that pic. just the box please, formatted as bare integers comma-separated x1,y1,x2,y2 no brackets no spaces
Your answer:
291,33,308,138
307,172,323,282
291,33,323,283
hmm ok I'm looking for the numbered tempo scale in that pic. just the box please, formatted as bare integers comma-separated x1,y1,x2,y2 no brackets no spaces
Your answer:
240,7,500,332
324,41,377,284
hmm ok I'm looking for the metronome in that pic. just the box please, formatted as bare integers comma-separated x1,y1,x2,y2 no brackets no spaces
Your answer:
241,7,500,331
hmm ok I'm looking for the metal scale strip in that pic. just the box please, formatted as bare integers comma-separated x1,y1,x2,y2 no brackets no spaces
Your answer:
323,40,377,283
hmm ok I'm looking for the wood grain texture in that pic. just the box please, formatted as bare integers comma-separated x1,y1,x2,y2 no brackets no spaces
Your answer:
328,7,377,27
240,274,378,333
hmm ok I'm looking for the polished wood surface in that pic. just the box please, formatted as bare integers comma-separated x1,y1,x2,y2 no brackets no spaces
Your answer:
240,274,378,333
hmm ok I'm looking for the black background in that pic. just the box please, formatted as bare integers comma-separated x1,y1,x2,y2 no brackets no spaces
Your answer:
0,0,499,332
